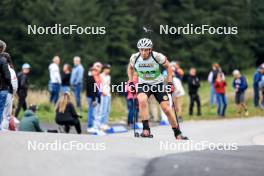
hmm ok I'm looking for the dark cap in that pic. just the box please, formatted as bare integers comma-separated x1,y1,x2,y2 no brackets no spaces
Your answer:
28,104,38,112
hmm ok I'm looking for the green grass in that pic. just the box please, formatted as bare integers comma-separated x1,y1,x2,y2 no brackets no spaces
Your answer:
17,68,263,123
182,68,264,121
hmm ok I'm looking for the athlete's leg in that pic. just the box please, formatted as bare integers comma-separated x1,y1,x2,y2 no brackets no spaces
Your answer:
172,96,178,115
137,93,149,120
160,100,187,139
137,93,152,136
172,96,183,121
154,84,187,139
160,101,178,128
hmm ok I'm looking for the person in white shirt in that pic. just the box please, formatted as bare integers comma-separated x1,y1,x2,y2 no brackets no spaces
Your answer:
49,56,61,104
99,64,111,130
0,52,17,130
160,71,185,123
172,75,185,122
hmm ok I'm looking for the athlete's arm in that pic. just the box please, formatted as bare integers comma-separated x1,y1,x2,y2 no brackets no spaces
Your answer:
163,59,173,83
127,64,134,82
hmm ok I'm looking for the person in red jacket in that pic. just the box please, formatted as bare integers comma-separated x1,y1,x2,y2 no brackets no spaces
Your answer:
214,72,227,117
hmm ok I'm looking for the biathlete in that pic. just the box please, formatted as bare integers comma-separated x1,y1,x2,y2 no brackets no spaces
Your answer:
127,38,188,140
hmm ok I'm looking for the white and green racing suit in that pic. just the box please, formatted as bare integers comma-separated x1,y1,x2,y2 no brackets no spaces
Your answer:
129,51,167,85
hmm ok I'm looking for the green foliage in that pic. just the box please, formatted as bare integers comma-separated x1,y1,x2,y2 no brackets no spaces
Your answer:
0,0,262,87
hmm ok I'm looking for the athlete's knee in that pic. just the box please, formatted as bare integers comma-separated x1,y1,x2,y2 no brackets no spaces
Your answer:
162,104,171,115
139,100,147,109
138,95,148,108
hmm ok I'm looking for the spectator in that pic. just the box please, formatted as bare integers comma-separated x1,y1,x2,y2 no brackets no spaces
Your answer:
1,52,17,129
171,61,184,81
172,74,185,122
232,70,249,116
55,92,82,134
253,66,262,107
188,68,201,116
19,105,43,132
70,56,84,110
87,63,105,134
15,63,30,117
100,64,112,130
61,64,71,93
86,66,100,132
6,104,20,131
0,40,11,130
257,64,264,109
214,72,227,117
126,72,139,126
49,56,61,104
208,63,225,108
254,64,264,107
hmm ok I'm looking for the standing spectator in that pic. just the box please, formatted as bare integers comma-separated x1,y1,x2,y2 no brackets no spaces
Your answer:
49,56,61,104
86,66,100,132
126,72,139,126
61,64,71,93
214,72,227,117
70,56,84,110
232,70,249,116
188,68,201,116
91,62,105,135
0,40,11,129
55,92,82,134
172,74,185,122
171,61,184,81
100,64,111,130
19,105,43,132
1,52,17,129
208,63,225,108
87,63,105,135
253,64,264,107
257,64,264,109
15,63,31,117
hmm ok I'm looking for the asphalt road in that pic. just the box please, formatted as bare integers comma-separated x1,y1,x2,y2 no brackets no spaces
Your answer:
1,117,264,176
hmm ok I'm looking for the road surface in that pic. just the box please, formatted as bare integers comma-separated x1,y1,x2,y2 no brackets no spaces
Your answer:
1,117,264,176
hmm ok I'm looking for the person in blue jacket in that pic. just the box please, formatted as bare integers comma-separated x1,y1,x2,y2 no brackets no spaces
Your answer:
257,64,264,108
253,65,264,107
70,56,84,111
232,70,249,116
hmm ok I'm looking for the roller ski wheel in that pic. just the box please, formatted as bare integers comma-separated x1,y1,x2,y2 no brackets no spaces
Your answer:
134,132,140,137
140,129,154,138
176,135,189,140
